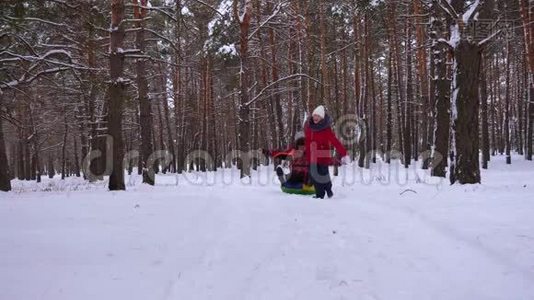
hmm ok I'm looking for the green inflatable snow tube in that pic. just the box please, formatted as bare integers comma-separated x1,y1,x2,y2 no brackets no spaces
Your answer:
281,183,316,195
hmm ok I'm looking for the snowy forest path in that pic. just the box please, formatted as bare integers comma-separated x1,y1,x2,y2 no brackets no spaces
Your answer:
1,178,534,300
364,195,534,280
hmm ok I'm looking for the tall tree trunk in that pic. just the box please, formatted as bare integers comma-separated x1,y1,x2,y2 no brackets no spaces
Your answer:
365,14,373,168
161,68,176,173
85,5,105,182
73,136,81,177
157,67,175,172
451,0,495,184
269,24,285,148
0,95,11,191
358,13,369,169
319,0,329,107
352,12,363,159
430,8,450,178
388,2,405,152
414,0,431,169
505,38,512,164
370,47,377,165
386,50,393,163
157,92,167,173
27,102,41,182
451,40,482,184
517,57,525,155
234,0,253,178
47,155,55,179
134,0,155,184
77,98,88,180
199,58,208,173
107,0,126,190
520,0,534,160
173,0,184,173
207,59,218,171
404,19,413,168
61,109,68,180
495,53,505,154
490,56,497,155
375,43,387,159
255,1,277,150
17,127,24,180
528,96,534,160
481,57,490,169
353,13,361,114
23,105,31,181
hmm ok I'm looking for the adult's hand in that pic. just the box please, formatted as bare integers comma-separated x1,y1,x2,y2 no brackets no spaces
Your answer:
341,155,352,165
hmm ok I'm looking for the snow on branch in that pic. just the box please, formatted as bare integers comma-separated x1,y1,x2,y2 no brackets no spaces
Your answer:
45,0,80,9
247,1,287,40
0,67,69,89
39,43,83,52
449,24,461,48
4,16,71,28
436,0,459,20
144,28,180,53
6,33,39,57
462,0,480,24
0,45,95,90
191,0,226,18
2,49,72,65
233,0,253,25
1,49,93,72
478,29,501,47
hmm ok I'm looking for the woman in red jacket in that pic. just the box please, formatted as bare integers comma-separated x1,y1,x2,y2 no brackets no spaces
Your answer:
305,105,350,199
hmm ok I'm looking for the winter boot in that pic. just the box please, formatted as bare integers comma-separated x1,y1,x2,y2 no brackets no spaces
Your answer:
326,189,334,198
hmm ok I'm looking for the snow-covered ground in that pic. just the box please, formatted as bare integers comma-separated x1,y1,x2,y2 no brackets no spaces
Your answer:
1,155,534,300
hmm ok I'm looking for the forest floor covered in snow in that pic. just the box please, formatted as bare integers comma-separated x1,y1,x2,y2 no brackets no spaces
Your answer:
1,155,534,300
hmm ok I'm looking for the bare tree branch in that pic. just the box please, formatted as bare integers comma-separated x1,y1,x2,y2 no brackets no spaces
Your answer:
246,74,321,106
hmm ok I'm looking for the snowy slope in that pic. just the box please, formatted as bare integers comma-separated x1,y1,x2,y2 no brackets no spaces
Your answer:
1,155,534,300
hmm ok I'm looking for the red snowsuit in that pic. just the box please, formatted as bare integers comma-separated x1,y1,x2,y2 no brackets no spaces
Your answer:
270,148,309,184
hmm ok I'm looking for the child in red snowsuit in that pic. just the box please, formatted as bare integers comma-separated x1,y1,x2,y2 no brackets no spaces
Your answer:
265,136,310,187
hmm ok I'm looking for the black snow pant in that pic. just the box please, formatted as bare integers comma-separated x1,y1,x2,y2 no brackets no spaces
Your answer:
309,164,332,199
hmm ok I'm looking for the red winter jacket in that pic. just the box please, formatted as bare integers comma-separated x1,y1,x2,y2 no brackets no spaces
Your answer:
270,148,309,183
305,114,347,165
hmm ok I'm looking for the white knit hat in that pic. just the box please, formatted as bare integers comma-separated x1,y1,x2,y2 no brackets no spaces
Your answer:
312,105,325,119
